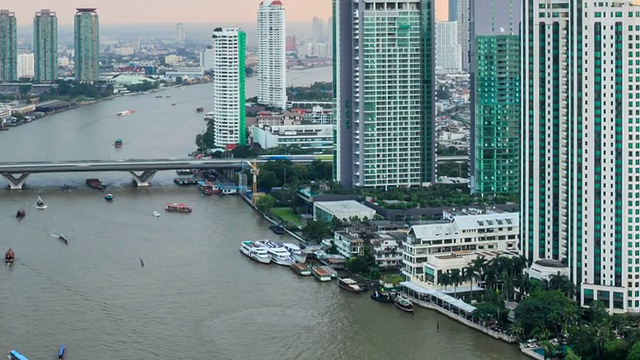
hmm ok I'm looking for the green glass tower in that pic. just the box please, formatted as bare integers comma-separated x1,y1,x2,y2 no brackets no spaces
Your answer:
74,8,99,82
34,9,58,82
0,9,17,82
333,0,435,187
469,0,521,196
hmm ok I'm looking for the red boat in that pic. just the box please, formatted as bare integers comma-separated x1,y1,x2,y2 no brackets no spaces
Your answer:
5,247,14,263
164,203,192,213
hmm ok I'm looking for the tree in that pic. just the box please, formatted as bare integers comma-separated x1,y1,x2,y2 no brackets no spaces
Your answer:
514,290,580,339
301,220,331,243
257,170,280,190
628,342,640,360
563,348,582,360
256,194,276,213
603,339,630,360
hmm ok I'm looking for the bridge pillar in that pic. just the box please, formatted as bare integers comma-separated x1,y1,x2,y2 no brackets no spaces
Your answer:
2,173,30,190
129,170,157,187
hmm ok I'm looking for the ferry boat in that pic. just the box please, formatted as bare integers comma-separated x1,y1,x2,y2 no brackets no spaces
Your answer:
204,112,214,121
282,242,307,263
338,277,366,293
9,350,29,360
239,241,271,264
311,266,332,282
254,240,295,266
5,247,15,263
164,203,192,213
290,262,312,276
394,295,414,313
116,109,136,116
198,180,221,195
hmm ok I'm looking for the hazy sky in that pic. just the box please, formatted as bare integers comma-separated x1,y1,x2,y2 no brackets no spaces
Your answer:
4,0,448,25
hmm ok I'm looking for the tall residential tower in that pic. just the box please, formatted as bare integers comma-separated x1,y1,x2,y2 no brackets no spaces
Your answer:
74,8,99,81
456,0,469,72
257,0,287,109
33,9,58,82
333,0,435,187
469,0,520,196
211,27,246,147
0,9,17,82
523,0,640,313
435,21,461,74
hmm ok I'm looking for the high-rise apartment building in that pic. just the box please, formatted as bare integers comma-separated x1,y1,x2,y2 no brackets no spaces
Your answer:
176,23,185,41
74,8,99,81
456,0,469,72
33,9,58,82
211,27,246,147
448,0,457,21
257,0,287,110
312,16,324,43
523,0,640,313
435,21,461,74
333,0,435,187
17,53,35,78
469,0,520,196
0,9,17,82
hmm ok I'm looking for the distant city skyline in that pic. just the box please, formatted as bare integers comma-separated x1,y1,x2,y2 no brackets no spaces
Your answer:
2,0,449,25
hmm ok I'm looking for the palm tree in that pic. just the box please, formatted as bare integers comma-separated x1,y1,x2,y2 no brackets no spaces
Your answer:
515,272,532,299
449,269,462,298
468,256,488,298
501,272,515,301
438,271,452,290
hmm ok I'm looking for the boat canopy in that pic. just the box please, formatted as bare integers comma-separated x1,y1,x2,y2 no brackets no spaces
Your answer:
115,138,123,142
10,350,30,360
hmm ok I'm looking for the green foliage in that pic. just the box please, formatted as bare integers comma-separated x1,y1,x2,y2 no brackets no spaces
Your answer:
514,290,580,340
125,80,159,92
603,339,630,360
628,342,640,360
286,82,332,101
256,194,276,213
301,220,331,243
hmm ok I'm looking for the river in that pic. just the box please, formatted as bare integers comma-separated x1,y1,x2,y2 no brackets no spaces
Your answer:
0,68,527,360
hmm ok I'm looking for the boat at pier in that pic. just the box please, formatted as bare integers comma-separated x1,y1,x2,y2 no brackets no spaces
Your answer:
5,247,15,263
114,138,123,148
338,277,366,293
117,109,135,116
86,178,105,190
254,240,295,266
58,343,65,359
16,209,25,219
204,112,214,121
282,242,307,263
311,266,332,282
9,350,29,360
165,203,192,213
290,262,312,276
370,288,395,303
198,180,221,195
239,241,271,264
269,223,285,235
394,295,414,313
35,196,48,209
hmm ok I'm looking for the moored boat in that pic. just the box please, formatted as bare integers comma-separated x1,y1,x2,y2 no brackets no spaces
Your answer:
338,277,366,293
370,288,395,303
311,266,332,282
269,223,285,235
9,350,29,360
254,240,295,266
239,241,271,264
290,262,312,276
16,209,25,219
282,242,307,263
5,247,15,263
58,343,65,359
86,178,105,190
165,202,192,213
104,193,114,201
35,196,48,209
394,294,414,313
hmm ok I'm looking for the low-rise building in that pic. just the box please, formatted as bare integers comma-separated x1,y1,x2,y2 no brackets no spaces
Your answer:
252,123,332,150
370,232,403,269
256,111,303,126
334,230,366,258
402,209,519,288
314,200,376,223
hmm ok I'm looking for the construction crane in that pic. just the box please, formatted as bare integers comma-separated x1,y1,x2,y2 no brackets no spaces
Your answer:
246,160,260,206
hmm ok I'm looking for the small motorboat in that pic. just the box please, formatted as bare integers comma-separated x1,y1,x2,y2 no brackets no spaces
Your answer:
5,247,15,263
171,103,176,106
16,209,25,219
152,211,160,217
104,193,114,201
394,294,414,313
58,343,65,359
9,350,29,360
35,196,48,210
58,234,69,245
116,109,135,116
370,288,395,303
196,107,204,113
140,259,145,267
114,139,123,148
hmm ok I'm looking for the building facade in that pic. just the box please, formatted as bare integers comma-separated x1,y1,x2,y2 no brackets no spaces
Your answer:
74,8,99,82
33,9,58,82
448,0,457,21
211,27,246,147
523,0,640,313
257,0,287,109
469,0,521,196
312,16,324,43
333,0,435,187
17,53,34,79
435,21,461,74
456,0,469,72
175,23,185,41
251,124,332,150
0,9,17,82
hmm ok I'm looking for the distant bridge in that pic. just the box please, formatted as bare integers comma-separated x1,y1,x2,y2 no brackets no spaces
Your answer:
0,157,327,189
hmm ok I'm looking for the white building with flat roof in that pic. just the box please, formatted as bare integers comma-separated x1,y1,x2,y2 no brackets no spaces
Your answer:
435,21,461,74
314,200,376,223
402,210,519,287
257,0,287,109
251,124,332,150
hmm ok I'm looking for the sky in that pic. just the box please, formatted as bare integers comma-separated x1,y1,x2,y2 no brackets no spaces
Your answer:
4,0,448,25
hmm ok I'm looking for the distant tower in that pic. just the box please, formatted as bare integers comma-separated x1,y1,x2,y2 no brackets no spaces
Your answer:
33,9,58,82
312,17,324,43
457,0,469,71
74,8,99,81
435,21,461,74
211,27,246,147
175,23,185,41
257,0,287,109
0,9,17,82
448,0,457,21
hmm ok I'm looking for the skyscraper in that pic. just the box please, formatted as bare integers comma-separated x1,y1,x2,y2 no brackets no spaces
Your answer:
176,23,185,41
469,0,520,196
333,0,435,187
257,0,287,110
448,0,457,21
33,9,58,82
211,27,246,147
0,9,17,82
523,0,640,313
312,16,324,43
17,53,34,79
74,8,99,81
456,0,469,72
435,21,461,74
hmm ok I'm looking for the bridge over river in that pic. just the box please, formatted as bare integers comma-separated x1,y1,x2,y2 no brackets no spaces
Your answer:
0,158,322,189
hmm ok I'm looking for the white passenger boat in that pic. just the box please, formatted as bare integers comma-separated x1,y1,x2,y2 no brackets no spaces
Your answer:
282,242,307,263
254,240,295,266
239,241,271,264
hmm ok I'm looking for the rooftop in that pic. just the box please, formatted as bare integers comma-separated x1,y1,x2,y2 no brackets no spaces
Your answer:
315,200,373,214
